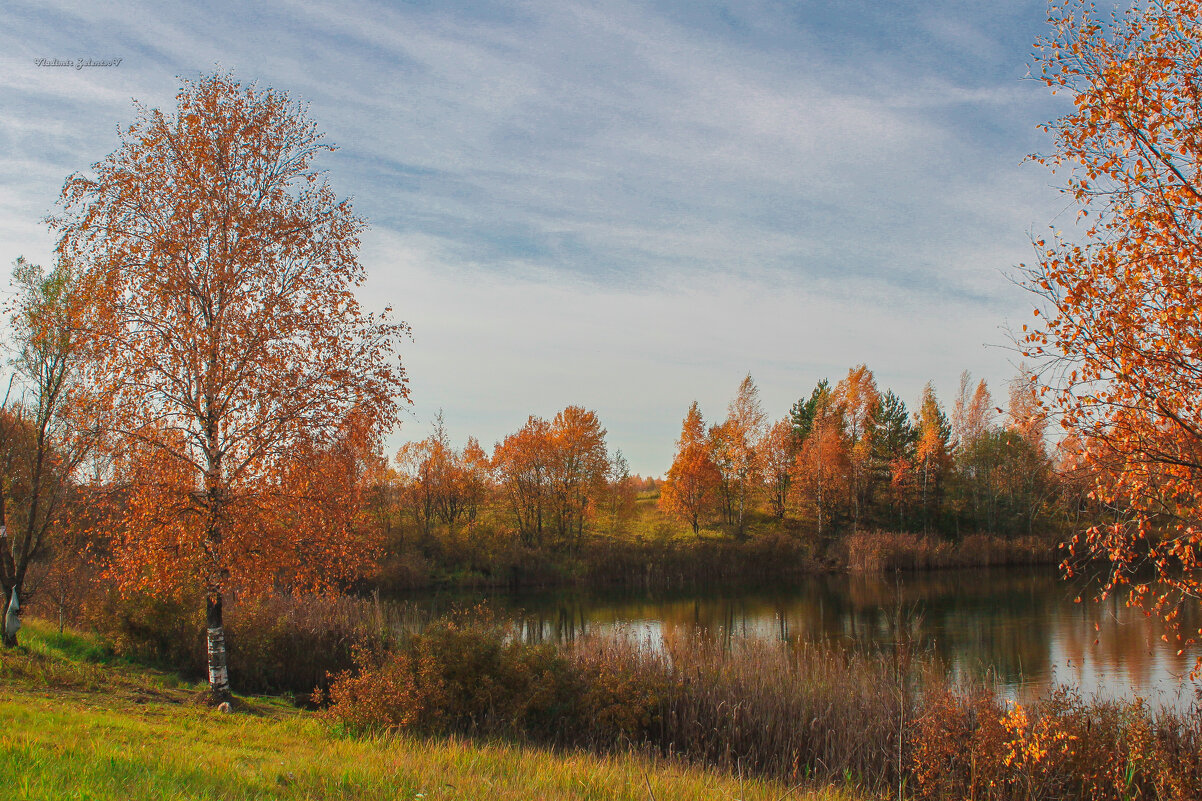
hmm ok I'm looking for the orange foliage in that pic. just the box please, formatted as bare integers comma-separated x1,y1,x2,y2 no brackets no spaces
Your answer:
493,406,609,549
789,392,849,537
493,416,553,547
107,414,385,599
547,406,609,549
760,419,794,521
52,73,407,695
913,382,951,531
1023,0,1202,655
952,373,994,452
395,413,469,535
710,375,766,536
659,401,720,534
835,365,881,531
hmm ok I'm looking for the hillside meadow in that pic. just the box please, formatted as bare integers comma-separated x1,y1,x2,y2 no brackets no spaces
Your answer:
0,619,859,801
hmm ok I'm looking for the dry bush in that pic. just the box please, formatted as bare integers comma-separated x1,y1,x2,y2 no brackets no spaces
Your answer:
224,593,394,697
86,589,393,696
910,684,1202,801
324,606,579,738
570,634,675,744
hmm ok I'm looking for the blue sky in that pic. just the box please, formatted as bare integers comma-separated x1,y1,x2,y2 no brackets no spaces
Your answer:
1,0,1073,475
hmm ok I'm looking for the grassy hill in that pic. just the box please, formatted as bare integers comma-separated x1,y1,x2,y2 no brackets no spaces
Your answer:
0,619,860,801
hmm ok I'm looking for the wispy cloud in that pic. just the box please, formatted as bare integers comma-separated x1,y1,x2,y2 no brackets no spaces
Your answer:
0,0,1072,473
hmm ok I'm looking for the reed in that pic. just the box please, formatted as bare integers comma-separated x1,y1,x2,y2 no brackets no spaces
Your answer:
844,530,1055,572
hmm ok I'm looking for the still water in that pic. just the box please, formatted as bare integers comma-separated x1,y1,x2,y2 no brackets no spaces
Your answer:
389,566,1202,709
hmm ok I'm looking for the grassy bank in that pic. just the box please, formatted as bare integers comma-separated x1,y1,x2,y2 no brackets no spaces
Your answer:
0,619,860,801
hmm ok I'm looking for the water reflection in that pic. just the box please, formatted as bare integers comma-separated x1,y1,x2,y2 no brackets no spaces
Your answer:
386,567,1202,709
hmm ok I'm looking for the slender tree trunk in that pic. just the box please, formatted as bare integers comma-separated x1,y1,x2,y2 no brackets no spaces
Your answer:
0,491,18,648
816,474,824,538
203,448,231,702
921,460,929,534
737,487,746,539
206,592,231,701
2,593,16,648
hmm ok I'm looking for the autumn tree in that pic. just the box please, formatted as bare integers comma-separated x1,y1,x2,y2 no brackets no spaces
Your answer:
459,437,492,525
363,452,404,549
428,414,468,528
1007,371,1048,450
715,375,766,537
395,441,435,536
708,420,736,526
913,382,951,533
949,373,998,532
952,373,994,457
1051,431,1096,534
1022,0,1202,638
761,418,795,521
834,365,881,532
52,74,407,698
1004,372,1056,536
546,406,609,551
493,416,553,547
659,401,720,534
254,411,388,586
395,414,464,537
605,449,637,531
789,380,848,537
0,258,96,646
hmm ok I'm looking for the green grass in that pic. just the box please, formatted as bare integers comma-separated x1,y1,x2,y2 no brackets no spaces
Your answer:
0,620,864,801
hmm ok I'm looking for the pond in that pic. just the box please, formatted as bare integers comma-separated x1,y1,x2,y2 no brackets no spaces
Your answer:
387,566,1202,709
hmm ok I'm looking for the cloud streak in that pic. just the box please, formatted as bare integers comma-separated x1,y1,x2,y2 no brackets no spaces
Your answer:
0,0,1072,473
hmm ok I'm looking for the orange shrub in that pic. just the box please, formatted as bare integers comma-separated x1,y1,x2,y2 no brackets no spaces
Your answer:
910,685,1202,801
324,606,578,738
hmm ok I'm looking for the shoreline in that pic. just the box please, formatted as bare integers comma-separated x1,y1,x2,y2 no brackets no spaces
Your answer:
374,528,1062,593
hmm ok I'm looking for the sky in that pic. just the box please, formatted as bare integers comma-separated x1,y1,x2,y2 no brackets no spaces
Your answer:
0,0,1076,476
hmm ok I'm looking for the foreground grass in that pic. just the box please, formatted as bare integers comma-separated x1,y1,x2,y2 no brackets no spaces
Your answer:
0,620,861,801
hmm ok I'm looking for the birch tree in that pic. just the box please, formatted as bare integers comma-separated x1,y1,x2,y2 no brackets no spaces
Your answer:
52,73,407,699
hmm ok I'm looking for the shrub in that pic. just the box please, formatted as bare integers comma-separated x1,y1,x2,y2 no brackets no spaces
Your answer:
571,634,675,744
325,618,911,790
845,530,1055,572
84,587,205,670
86,589,392,696
910,684,1202,801
224,593,393,697
324,606,579,738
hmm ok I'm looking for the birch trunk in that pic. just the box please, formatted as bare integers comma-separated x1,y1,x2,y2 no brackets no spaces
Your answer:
206,592,230,701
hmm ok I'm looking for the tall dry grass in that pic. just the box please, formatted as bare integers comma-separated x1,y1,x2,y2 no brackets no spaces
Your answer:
574,632,916,788
844,530,1055,572
910,683,1202,800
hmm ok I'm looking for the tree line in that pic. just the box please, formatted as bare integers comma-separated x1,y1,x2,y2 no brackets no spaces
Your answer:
658,369,1071,542
362,366,1078,562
